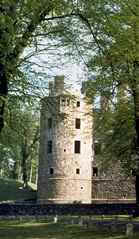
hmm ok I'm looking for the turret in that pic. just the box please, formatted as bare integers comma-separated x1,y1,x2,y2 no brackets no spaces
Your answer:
38,76,93,203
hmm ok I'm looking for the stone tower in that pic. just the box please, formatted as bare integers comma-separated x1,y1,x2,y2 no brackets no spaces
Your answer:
37,76,93,203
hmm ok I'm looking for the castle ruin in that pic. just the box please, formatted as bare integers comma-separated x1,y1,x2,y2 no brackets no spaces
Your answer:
37,76,93,203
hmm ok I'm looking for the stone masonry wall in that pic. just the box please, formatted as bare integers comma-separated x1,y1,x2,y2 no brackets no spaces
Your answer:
38,78,93,203
92,177,135,200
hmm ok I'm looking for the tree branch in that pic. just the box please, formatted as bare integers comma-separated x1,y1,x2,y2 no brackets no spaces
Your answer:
9,3,54,63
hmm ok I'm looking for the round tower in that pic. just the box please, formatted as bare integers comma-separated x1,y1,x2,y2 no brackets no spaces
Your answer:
37,76,93,203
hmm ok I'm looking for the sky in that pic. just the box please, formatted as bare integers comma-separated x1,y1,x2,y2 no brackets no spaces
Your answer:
52,63,88,89
22,34,90,99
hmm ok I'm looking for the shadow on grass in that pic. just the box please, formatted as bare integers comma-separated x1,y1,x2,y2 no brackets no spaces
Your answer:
0,178,36,201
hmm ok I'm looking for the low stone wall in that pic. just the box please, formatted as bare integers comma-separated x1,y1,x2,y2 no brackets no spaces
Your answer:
0,203,138,217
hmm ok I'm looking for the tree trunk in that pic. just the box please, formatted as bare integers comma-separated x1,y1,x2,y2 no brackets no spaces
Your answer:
21,142,28,188
29,161,33,183
132,62,139,204
135,175,139,204
0,63,8,133
35,170,38,185
22,156,28,188
18,165,22,181
12,161,18,179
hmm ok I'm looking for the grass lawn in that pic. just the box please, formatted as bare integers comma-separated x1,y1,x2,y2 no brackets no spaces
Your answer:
0,220,139,239
0,178,36,202
0,178,138,238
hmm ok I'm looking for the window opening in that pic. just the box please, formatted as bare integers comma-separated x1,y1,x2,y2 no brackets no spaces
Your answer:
74,141,81,153
93,167,98,177
75,118,80,129
77,101,80,107
76,168,80,174
47,140,52,153
61,98,66,106
50,168,54,174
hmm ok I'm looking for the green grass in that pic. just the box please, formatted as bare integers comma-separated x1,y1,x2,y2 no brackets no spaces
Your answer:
0,178,36,202
0,220,138,239
0,178,139,238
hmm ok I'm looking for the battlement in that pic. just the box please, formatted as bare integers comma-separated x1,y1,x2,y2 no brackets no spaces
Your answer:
49,76,65,96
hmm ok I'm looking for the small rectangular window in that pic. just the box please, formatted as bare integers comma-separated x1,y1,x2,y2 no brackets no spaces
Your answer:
61,98,66,106
74,140,81,154
93,167,98,177
48,118,52,128
76,168,80,174
75,118,80,129
77,101,80,107
50,168,54,174
47,140,52,153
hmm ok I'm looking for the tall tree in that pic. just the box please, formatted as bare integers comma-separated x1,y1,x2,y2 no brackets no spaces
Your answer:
0,95,39,187
74,0,139,203
0,0,76,133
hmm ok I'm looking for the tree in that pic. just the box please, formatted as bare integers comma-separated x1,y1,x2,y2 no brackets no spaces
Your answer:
0,0,76,133
0,95,39,187
73,0,139,203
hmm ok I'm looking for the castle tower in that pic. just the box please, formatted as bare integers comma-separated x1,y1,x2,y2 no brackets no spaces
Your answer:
37,76,93,203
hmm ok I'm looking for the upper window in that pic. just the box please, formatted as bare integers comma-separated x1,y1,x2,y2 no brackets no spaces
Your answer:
75,118,80,129
47,140,52,153
74,140,81,154
77,101,80,107
61,98,66,107
48,118,52,129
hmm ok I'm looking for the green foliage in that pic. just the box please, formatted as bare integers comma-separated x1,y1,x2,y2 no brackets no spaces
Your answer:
66,1,139,179
95,98,135,175
0,0,77,133
0,95,39,184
